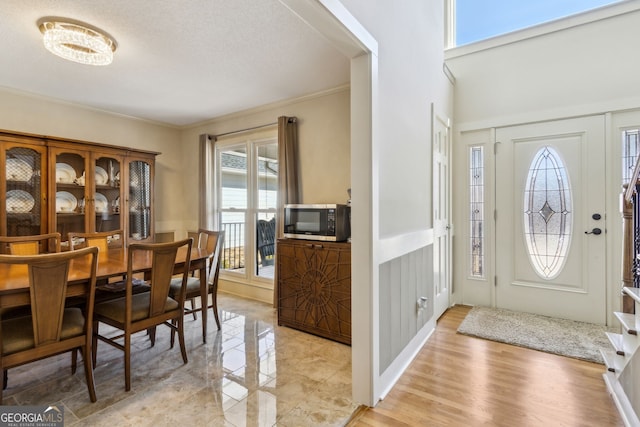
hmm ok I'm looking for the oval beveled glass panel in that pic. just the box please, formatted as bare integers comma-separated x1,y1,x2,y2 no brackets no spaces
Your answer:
523,146,572,279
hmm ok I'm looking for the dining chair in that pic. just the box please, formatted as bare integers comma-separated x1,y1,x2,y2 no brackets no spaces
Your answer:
0,232,64,388
68,229,138,301
0,246,99,403
68,230,124,252
0,232,61,255
257,218,275,267
92,237,193,392
0,233,62,318
168,230,225,340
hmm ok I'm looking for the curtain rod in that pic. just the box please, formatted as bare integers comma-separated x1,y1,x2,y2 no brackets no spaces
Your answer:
213,117,296,139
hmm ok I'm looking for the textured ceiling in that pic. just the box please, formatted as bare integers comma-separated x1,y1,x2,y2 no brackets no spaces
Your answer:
0,0,350,127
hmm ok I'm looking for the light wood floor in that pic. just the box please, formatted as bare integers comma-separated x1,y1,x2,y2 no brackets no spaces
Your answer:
349,305,623,427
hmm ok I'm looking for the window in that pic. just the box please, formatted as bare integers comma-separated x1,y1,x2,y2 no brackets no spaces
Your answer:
622,128,640,185
523,146,572,279
215,132,278,284
452,0,622,47
469,146,484,277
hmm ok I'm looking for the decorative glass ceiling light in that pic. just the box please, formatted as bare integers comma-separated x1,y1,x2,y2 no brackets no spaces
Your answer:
38,20,116,66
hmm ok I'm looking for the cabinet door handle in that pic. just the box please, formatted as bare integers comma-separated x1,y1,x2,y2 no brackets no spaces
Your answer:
313,244,324,249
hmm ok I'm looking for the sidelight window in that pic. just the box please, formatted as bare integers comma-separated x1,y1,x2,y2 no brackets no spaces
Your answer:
622,128,640,185
469,146,484,277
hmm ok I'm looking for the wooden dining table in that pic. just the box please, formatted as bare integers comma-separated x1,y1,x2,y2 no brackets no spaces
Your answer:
0,245,213,343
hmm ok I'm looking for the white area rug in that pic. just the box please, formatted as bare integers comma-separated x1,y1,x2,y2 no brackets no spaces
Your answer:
457,306,614,364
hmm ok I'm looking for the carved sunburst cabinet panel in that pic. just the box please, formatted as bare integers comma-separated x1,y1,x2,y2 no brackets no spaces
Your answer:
277,239,351,345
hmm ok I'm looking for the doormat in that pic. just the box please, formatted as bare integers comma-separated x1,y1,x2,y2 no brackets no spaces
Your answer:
457,306,615,364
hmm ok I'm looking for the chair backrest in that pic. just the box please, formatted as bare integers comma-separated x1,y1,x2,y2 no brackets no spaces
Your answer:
68,230,124,252
0,233,62,255
257,218,275,260
0,246,98,347
127,237,193,319
196,229,225,284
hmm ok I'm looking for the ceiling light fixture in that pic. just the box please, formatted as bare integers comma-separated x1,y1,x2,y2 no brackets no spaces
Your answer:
38,20,116,66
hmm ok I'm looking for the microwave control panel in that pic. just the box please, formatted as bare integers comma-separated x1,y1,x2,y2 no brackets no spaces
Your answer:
327,209,336,234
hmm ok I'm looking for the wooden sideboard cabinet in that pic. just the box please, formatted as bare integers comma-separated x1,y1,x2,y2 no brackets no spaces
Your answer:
1,130,158,246
277,238,351,345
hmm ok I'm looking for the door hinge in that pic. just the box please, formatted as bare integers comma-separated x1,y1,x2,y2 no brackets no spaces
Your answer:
494,141,500,154
494,209,497,221
494,276,497,287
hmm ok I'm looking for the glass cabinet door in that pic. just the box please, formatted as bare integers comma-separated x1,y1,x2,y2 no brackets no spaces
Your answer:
54,151,89,243
94,155,123,234
128,159,152,241
4,145,46,236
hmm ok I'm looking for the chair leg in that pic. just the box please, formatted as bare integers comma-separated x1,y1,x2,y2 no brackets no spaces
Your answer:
124,333,131,392
148,326,157,346
81,346,97,403
92,320,99,368
211,292,221,330
177,317,188,364
71,349,78,374
2,369,7,391
170,319,176,349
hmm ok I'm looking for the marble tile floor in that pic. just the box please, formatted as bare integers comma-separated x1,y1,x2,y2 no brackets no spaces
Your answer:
2,293,357,426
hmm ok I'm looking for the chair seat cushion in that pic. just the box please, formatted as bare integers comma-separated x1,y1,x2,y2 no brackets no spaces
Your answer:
169,277,205,298
94,292,179,323
2,308,85,355
95,283,151,304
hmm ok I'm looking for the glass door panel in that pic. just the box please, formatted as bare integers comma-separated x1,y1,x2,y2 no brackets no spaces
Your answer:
5,146,44,236
55,152,88,243
256,142,278,279
129,160,151,241
219,147,248,275
95,155,122,233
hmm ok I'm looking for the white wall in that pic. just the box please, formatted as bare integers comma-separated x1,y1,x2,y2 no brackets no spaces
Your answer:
446,2,640,322
337,0,454,405
341,0,452,237
447,3,640,131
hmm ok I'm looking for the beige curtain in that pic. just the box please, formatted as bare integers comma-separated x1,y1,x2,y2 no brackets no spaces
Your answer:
199,134,216,230
274,116,299,305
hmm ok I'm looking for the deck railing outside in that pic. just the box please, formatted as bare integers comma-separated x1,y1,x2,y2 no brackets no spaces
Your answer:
221,221,245,270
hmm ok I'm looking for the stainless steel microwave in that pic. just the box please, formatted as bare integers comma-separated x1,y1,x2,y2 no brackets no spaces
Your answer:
284,204,350,242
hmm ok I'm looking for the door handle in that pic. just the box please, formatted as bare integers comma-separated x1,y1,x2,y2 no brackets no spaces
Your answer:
584,228,602,235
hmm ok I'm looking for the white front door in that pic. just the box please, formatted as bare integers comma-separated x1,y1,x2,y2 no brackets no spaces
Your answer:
433,110,451,319
495,116,606,324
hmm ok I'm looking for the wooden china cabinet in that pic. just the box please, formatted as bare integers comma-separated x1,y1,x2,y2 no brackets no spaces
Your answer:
0,130,158,247
277,238,351,345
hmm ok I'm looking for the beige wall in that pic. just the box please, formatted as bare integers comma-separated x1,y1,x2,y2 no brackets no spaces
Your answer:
0,89,184,235
181,86,351,232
